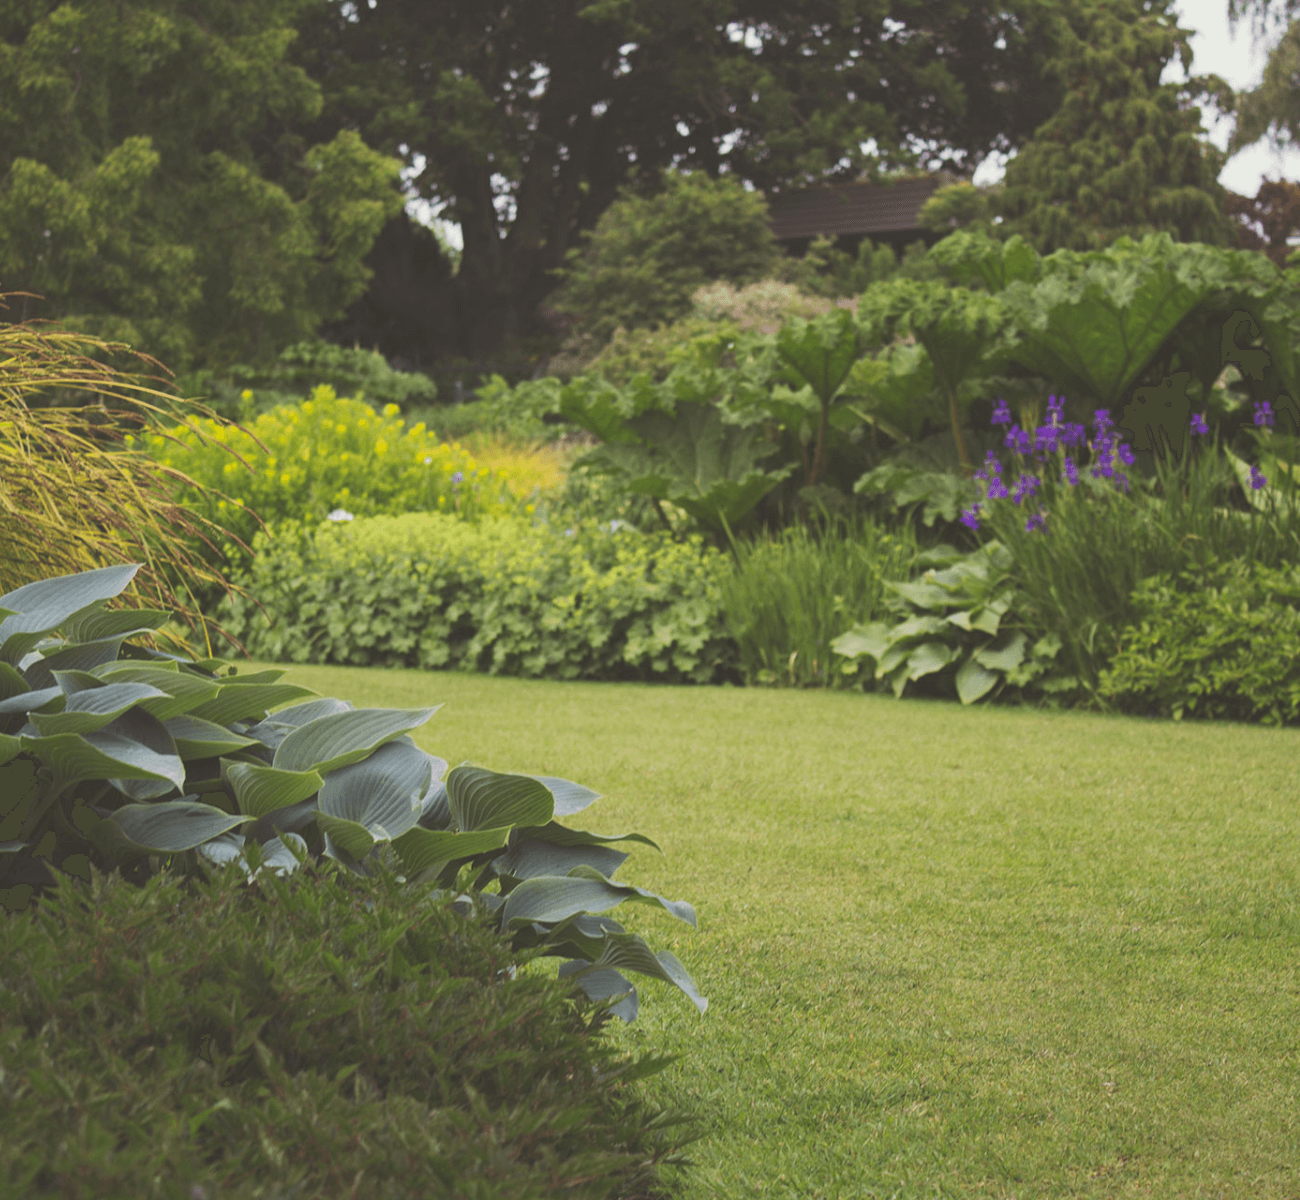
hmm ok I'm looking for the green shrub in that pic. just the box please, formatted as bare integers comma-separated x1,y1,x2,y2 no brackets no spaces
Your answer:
138,386,524,572
0,562,706,1029
1,856,694,1199
1095,553,1300,726
218,513,738,685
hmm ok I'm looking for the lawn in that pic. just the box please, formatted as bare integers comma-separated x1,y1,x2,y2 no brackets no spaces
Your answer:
240,660,1300,1199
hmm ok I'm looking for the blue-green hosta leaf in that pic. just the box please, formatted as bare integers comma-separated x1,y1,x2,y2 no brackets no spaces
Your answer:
188,682,320,727
530,776,601,818
572,930,708,1014
51,669,108,696
520,822,662,853
0,686,63,718
29,682,169,736
390,824,513,876
108,798,254,855
0,662,29,701
501,867,696,930
446,765,555,832
273,707,438,775
196,831,308,885
0,564,140,663
246,697,354,738
24,637,127,690
974,630,1028,674
90,664,221,720
224,761,324,820
61,605,169,643
0,733,20,768
163,715,258,759
316,739,432,851
954,653,1001,705
21,707,185,795
417,780,450,829
493,836,629,882
558,963,639,1023
879,612,951,642
907,641,954,681
830,621,894,663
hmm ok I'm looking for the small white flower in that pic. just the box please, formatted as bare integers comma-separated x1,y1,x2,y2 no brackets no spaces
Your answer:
327,508,355,522
564,528,575,537
607,519,629,533
423,456,432,465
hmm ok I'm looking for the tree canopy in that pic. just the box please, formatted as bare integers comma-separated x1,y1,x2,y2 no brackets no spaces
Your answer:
0,0,405,375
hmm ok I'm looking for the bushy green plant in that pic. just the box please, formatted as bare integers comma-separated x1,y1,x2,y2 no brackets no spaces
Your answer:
0,563,706,1027
138,386,526,571
830,540,1082,707
719,509,927,688
218,513,738,685
1095,553,1300,726
2,856,695,1199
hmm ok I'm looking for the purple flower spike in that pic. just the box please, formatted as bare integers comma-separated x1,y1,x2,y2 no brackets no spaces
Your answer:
1255,400,1276,428
1116,442,1135,466
1026,510,1047,534
1062,458,1079,486
960,506,982,531
1046,395,1065,425
992,398,1013,426
1250,464,1268,489
987,477,1010,501
1190,412,1209,436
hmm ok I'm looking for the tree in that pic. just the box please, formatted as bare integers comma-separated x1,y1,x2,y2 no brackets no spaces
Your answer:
1222,178,1300,267
0,0,406,377
990,0,1241,254
287,0,1097,373
1224,0,1300,161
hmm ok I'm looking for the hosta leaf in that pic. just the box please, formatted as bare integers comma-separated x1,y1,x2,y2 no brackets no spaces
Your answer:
29,682,168,736
829,622,894,663
0,733,20,768
0,686,63,718
390,824,513,876
955,653,1001,705
317,739,432,843
907,641,954,680
493,836,629,882
447,765,555,832
196,831,308,884
224,761,324,820
314,812,381,861
530,776,601,818
520,822,662,853
190,682,319,727
0,662,30,701
24,637,127,691
61,605,169,643
0,564,140,663
21,707,185,794
574,930,708,1014
51,669,107,696
90,664,222,720
162,715,258,759
108,798,253,854
974,630,1028,674
273,707,438,775
501,869,696,930
557,963,638,1023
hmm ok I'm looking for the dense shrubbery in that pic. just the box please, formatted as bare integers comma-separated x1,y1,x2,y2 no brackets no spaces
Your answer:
140,387,528,569
2,857,694,1199
219,513,738,683
1096,553,1300,725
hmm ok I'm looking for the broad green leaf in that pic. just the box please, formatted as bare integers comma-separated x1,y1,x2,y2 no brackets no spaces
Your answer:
91,664,222,720
501,867,696,929
558,963,638,1022
906,641,954,681
829,622,894,663
574,929,708,1014
0,564,140,663
955,653,1000,705
196,831,308,884
224,761,324,820
556,373,647,444
518,822,662,853
108,798,253,854
273,706,438,775
21,708,185,795
189,682,319,727
0,662,30,701
0,733,20,768
974,631,1028,674
0,686,63,718
163,715,258,759
24,637,127,690
61,605,169,643
51,669,108,696
29,682,168,736
391,824,513,875
775,309,863,405
316,739,432,845
493,836,629,882
447,765,556,832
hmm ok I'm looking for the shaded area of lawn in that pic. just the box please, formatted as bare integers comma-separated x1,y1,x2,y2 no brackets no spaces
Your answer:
249,662,1300,1199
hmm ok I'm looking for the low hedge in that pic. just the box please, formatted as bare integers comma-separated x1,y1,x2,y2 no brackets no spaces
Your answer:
2,855,691,1199
219,513,740,684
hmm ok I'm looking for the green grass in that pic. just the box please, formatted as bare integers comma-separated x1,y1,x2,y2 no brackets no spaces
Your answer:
233,660,1300,1199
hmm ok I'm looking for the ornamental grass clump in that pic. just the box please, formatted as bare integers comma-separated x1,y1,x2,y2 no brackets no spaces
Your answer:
957,393,1300,709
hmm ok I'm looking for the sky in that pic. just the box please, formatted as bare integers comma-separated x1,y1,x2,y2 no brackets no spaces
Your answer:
412,1,1299,253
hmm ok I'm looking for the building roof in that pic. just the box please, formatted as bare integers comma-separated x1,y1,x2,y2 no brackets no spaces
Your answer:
764,173,959,241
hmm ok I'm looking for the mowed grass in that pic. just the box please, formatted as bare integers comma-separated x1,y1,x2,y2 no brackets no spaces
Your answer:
239,661,1300,1198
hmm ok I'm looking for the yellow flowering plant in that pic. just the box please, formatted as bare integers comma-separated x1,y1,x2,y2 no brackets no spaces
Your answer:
139,387,527,570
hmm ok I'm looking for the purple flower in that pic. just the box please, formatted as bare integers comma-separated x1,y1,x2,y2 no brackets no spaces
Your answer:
451,471,464,485
1255,400,1276,428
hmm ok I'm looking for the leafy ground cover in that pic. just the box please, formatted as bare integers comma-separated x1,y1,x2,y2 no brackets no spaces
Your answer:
249,660,1300,1199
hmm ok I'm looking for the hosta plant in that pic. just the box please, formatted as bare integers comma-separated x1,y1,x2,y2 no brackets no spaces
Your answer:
830,540,1082,708
0,564,705,1023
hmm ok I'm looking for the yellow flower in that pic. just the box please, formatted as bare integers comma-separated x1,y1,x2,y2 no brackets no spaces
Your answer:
383,403,401,418
375,439,388,454
357,419,369,431
222,461,238,476
302,401,314,415
409,422,426,437
280,472,291,485
336,423,348,435
240,389,253,402
525,504,535,515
